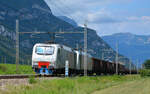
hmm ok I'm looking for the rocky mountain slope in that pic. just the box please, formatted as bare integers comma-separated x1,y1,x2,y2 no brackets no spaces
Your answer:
0,0,133,68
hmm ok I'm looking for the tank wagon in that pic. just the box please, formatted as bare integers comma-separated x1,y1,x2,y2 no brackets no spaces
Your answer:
32,43,136,75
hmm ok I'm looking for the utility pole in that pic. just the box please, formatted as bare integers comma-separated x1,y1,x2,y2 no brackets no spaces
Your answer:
136,59,139,74
141,61,143,69
4,56,6,64
1,56,3,64
129,58,132,75
16,19,19,73
84,23,88,76
102,53,104,60
115,42,118,75
76,43,79,50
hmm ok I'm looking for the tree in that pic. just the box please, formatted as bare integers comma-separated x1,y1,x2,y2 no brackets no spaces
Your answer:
144,59,150,69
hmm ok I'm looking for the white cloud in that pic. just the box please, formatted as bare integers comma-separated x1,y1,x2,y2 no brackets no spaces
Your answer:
45,0,130,23
44,0,150,36
94,16,150,36
87,9,122,24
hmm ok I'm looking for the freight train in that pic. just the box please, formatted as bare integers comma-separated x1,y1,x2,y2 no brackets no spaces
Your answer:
32,43,137,75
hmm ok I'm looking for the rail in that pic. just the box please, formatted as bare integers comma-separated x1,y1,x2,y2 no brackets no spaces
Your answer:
0,74,64,79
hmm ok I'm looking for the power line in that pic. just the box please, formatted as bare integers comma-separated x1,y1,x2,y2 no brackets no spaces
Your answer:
115,42,119,75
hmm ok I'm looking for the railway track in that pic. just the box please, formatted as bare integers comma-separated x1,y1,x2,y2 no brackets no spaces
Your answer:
0,74,64,79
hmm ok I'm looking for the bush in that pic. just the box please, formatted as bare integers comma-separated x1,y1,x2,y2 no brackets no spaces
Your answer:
139,69,150,77
28,76,37,84
143,59,150,69
0,64,7,72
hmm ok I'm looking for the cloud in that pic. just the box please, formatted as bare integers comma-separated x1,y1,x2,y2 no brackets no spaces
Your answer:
87,10,122,24
126,16,150,25
44,0,150,36
45,0,130,23
92,16,150,36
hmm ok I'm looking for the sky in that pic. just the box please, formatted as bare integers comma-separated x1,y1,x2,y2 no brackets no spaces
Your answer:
45,0,150,36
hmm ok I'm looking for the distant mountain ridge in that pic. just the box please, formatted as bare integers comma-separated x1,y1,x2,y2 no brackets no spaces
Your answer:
102,32,150,66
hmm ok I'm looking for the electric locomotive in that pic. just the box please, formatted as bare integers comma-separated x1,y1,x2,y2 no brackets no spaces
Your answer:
32,43,92,75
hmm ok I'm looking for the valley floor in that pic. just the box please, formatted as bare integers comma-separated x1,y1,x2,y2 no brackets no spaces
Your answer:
93,78,150,94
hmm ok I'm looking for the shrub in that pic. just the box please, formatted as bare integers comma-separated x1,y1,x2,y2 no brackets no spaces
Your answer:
28,76,37,84
143,59,150,69
139,69,150,77
0,64,7,72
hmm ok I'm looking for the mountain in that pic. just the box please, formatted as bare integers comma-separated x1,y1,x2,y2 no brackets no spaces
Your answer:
0,28,30,64
102,32,150,67
57,16,78,27
0,0,133,68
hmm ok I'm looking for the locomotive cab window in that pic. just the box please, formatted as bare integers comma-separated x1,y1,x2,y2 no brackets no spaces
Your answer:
35,46,55,55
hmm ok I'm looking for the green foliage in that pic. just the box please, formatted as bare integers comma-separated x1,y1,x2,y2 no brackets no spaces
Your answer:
144,59,150,69
139,69,150,77
29,76,37,84
0,64,34,75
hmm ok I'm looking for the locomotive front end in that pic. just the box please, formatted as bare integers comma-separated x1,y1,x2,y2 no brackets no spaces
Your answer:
32,44,57,75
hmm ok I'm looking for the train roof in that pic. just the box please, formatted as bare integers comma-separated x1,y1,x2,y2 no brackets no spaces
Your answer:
34,43,92,56
92,57,125,65
34,43,74,52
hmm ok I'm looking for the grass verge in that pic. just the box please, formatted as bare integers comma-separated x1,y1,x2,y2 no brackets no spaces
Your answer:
93,77,150,94
0,64,34,75
0,75,141,94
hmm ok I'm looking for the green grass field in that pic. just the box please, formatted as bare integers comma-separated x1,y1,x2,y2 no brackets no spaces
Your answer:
0,64,33,75
0,75,145,94
93,78,150,94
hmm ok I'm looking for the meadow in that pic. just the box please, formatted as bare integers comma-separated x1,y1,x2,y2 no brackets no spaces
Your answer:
0,75,143,94
0,64,33,75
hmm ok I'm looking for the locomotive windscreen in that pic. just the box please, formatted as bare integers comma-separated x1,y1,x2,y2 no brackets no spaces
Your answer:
35,46,54,55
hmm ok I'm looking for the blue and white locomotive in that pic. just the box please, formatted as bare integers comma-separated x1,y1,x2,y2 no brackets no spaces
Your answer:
32,43,92,75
